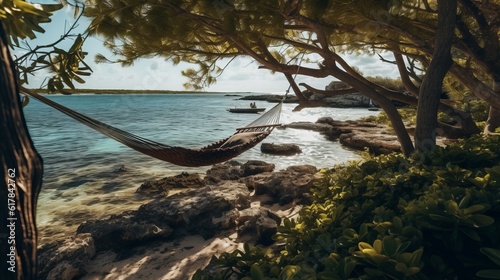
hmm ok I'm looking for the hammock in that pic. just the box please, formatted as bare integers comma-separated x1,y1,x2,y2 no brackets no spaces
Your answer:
23,89,282,167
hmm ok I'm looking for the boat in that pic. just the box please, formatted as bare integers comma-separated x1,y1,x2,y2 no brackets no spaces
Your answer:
227,108,266,113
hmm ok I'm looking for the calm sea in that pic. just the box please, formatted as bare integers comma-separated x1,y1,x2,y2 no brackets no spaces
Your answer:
23,93,377,243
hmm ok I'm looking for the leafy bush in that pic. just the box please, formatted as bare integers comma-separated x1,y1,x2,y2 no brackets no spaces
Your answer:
194,135,500,280
362,107,417,127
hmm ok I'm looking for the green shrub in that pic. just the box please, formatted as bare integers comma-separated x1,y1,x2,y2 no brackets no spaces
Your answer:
194,135,500,280
362,108,417,127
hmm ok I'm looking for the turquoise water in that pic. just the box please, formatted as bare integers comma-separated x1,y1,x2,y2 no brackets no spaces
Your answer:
24,93,378,243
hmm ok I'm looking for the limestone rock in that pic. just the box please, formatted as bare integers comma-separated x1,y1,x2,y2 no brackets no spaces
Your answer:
204,160,243,184
260,143,302,156
246,164,318,205
38,233,95,280
76,214,173,252
241,160,275,176
237,207,281,245
136,184,251,238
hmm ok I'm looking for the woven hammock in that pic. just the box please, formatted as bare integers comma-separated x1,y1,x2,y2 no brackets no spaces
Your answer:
23,89,282,167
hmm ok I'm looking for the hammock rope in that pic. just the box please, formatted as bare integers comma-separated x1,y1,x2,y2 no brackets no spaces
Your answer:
22,88,282,167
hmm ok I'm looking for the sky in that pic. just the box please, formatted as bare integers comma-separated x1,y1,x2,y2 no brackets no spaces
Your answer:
18,4,401,93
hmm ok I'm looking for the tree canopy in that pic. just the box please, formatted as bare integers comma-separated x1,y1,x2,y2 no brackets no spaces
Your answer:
84,0,500,153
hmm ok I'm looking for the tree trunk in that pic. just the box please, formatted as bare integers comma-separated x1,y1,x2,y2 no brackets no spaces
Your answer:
414,0,457,152
484,77,500,134
327,66,415,156
484,106,500,134
0,24,43,279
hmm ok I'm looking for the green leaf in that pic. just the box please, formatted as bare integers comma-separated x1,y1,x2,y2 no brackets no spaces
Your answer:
60,71,75,89
486,166,500,176
279,265,300,280
393,216,403,230
74,5,80,19
40,3,64,13
358,242,373,251
463,204,486,215
410,248,423,267
395,262,408,274
476,269,500,279
383,236,397,257
429,214,453,223
69,34,84,53
480,248,500,266
250,264,265,280
373,239,383,254
460,227,481,241
469,214,495,227
459,194,472,208
344,259,356,277
14,0,50,16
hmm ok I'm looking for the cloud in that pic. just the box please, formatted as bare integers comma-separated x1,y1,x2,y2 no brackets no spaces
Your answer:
25,10,400,93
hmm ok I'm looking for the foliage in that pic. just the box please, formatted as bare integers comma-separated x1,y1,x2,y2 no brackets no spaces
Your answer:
194,135,500,279
464,99,490,123
0,0,61,46
363,107,417,127
1,0,91,93
366,76,405,92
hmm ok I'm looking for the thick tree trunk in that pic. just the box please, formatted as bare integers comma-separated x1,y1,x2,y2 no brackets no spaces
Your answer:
484,77,500,134
0,24,43,279
414,0,457,152
484,106,500,134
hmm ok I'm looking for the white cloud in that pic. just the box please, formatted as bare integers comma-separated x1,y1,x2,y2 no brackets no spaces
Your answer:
24,9,400,93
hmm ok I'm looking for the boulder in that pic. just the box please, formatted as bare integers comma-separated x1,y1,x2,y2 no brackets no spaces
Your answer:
136,184,251,238
260,143,302,156
204,160,243,184
246,164,318,205
241,160,275,176
237,207,281,245
76,214,173,252
137,172,205,195
38,233,95,280
316,116,335,125
76,183,252,253
339,133,401,155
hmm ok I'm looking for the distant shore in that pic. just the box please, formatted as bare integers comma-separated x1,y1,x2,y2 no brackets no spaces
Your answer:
27,88,256,95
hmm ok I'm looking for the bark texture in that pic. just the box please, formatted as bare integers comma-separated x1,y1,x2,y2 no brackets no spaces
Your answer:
0,24,44,279
414,0,457,152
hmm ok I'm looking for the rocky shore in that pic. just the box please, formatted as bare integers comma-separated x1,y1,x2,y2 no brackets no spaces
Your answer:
283,117,403,155
38,161,318,280
37,117,412,280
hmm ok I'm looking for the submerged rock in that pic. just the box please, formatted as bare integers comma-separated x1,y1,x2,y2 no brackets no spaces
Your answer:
261,143,302,156
136,172,205,195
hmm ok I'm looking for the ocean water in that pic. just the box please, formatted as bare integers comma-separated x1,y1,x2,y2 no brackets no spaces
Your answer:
23,93,377,243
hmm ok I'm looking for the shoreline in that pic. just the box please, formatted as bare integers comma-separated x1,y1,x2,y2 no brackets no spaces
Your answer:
38,161,313,280
26,88,258,95
36,118,399,244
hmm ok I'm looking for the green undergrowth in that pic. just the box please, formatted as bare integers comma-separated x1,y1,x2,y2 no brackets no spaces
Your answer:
194,135,500,280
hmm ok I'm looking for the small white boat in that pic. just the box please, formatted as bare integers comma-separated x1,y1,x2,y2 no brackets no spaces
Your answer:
227,108,266,113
